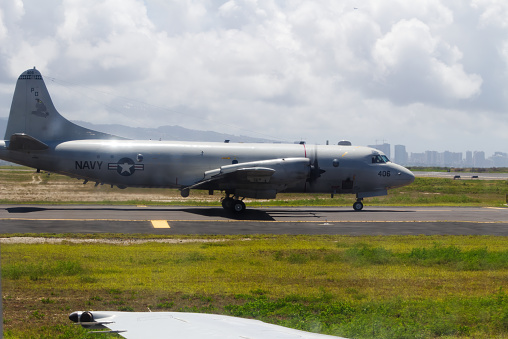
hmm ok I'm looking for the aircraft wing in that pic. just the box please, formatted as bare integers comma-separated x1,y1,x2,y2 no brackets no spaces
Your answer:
187,167,276,190
70,311,346,339
183,158,310,195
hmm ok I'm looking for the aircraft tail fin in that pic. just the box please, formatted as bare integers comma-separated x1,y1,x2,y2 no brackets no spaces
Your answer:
4,68,124,142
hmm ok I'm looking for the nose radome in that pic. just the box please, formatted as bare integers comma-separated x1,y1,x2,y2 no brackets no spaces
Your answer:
396,167,415,185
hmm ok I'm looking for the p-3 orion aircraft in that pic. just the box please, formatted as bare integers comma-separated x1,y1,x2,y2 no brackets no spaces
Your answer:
0,68,414,212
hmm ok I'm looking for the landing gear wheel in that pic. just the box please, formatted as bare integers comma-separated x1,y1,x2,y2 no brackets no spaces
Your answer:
353,201,364,211
221,197,233,210
231,200,246,213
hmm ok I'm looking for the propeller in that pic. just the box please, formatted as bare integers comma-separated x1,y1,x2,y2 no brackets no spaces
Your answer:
307,145,326,183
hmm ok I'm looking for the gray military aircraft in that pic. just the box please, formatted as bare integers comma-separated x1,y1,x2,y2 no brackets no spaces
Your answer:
0,68,414,212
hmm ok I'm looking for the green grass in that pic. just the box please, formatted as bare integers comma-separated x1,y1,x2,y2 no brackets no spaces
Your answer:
3,260,84,281
3,235,508,338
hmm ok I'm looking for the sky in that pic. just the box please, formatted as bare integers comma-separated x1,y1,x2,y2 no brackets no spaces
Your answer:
0,0,507,156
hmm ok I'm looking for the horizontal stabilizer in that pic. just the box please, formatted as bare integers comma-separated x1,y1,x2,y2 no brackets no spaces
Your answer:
8,133,49,151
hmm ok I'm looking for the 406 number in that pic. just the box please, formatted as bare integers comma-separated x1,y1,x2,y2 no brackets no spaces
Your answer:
378,171,391,177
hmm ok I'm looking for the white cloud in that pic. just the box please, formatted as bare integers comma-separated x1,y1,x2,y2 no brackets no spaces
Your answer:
0,0,24,41
372,18,482,104
51,0,156,83
472,0,508,28
370,0,454,30
0,0,507,156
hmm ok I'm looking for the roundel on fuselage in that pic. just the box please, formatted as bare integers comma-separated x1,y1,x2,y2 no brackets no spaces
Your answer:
117,158,136,176
108,157,145,176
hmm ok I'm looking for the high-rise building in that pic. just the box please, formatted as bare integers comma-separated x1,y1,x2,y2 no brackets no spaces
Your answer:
425,151,439,166
473,151,486,167
491,152,508,167
443,151,463,167
394,145,408,165
465,151,473,167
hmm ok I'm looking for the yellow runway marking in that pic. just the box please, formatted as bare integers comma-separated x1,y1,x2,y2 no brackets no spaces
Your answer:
151,220,170,228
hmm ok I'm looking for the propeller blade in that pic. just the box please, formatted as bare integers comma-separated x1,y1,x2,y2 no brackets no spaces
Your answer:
307,146,326,183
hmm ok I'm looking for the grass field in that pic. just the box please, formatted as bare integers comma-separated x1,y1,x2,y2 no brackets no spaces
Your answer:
0,166,507,207
2,235,508,338
1,167,508,338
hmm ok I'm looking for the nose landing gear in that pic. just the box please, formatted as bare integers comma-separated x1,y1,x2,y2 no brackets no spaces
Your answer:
353,198,364,211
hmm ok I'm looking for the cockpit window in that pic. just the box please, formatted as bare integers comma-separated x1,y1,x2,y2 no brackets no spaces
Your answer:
372,155,390,164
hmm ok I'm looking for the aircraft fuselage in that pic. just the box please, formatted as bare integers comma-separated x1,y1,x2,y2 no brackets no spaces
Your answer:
0,139,413,196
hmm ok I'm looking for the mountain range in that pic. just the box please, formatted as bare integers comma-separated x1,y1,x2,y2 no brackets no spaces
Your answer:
0,117,272,143
0,117,274,165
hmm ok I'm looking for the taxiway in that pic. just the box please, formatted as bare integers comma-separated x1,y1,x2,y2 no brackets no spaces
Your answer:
0,205,507,235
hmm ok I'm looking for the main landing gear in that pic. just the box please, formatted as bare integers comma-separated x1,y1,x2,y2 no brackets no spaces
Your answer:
221,195,246,213
353,198,364,211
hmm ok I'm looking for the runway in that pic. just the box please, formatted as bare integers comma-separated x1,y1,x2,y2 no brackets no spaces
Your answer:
0,205,507,235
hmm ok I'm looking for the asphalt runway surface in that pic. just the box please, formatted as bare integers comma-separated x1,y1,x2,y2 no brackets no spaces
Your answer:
0,205,507,235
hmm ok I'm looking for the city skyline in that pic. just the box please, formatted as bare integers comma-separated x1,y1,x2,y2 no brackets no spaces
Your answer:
369,143,507,168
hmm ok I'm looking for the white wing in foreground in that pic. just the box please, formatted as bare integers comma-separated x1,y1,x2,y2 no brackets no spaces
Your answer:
69,311,347,339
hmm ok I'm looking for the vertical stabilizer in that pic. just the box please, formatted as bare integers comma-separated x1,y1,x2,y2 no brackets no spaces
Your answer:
4,68,123,142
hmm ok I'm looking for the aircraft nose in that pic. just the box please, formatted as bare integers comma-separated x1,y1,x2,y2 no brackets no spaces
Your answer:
395,166,415,185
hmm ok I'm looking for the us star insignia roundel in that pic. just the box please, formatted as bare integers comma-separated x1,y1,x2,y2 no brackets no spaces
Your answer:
108,158,144,176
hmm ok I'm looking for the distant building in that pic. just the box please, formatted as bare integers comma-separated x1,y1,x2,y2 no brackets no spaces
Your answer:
491,152,508,167
465,151,473,167
474,151,487,167
443,151,463,167
409,152,426,166
425,151,439,166
368,143,390,159
394,145,408,165
473,151,486,167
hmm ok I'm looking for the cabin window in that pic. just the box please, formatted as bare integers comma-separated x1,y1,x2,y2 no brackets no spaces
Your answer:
371,155,391,163
332,159,339,167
